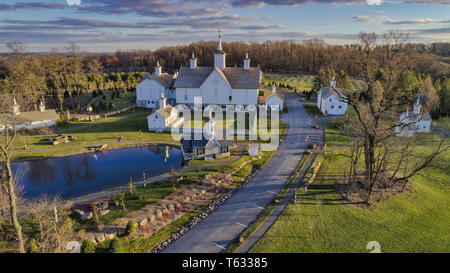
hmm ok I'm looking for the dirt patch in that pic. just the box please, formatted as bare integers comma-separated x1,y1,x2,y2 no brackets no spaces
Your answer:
335,174,413,208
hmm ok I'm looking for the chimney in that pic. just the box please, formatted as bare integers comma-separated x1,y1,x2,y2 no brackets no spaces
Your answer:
159,92,166,109
272,84,276,93
13,98,20,115
244,52,250,70
330,75,336,88
39,99,45,112
155,61,162,76
189,53,197,69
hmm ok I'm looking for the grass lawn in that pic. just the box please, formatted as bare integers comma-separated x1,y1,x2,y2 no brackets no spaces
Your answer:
324,126,354,150
433,117,450,131
251,129,450,253
303,104,323,117
7,109,177,160
91,92,136,114
263,73,315,92
92,151,275,252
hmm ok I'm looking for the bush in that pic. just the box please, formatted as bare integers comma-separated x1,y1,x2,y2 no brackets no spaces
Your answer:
28,238,38,253
81,240,96,253
109,237,126,253
125,220,137,237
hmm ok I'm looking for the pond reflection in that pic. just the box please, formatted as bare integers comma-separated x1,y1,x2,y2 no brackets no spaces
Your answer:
12,145,183,200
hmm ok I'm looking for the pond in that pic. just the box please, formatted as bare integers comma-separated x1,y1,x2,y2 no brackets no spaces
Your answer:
11,145,183,200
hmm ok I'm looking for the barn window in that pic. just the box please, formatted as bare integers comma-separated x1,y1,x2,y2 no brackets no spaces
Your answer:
184,95,188,101
338,105,342,109
329,99,332,102
229,96,232,101
331,105,334,109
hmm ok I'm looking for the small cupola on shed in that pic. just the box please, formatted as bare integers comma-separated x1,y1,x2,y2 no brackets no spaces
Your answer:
155,61,162,76
190,53,197,69
244,52,250,70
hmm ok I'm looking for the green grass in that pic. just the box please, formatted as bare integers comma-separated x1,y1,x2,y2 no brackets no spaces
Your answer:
225,151,311,253
324,126,354,150
303,104,323,117
92,151,275,253
263,73,315,92
433,117,450,131
91,92,136,114
250,132,450,253
7,109,176,160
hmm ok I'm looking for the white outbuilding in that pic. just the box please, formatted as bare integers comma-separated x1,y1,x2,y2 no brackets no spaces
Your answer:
317,77,347,115
395,96,432,137
136,62,177,109
257,85,284,111
0,99,59,132
147,92,184,132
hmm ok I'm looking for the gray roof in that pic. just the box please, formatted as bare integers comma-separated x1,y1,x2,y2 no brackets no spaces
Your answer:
174,66,261,89
320,86,346,99
143,73,175,89
181,132,233,149
0,109,59,125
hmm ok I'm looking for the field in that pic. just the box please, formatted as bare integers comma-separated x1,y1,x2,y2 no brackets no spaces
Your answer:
250,118,450,253
263,73,315,92
433,117,450,131
303,104,323,117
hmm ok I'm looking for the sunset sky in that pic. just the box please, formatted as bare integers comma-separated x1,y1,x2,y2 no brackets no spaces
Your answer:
0,0,449,52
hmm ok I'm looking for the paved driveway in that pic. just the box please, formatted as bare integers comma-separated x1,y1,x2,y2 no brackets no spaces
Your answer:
162,93,323,253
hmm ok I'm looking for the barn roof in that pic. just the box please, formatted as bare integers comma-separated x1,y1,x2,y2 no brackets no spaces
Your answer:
181,132,233,149
174,66,261,89
258,90,284,104
0,109,59,125
143,73,175,89
320,86,346,99
154,105,175,118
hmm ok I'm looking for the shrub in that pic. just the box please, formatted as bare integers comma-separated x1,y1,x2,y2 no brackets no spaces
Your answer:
28,238,38,253
109,237,126,253
81,240,96,253
125,220,137,237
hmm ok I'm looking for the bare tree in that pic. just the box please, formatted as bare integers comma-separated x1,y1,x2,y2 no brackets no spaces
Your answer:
336,32,449,203
0,94,26,253
27,195,73,253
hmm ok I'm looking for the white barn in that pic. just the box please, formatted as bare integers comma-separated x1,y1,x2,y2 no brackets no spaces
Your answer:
395,96,432,137
136,62,176,109
0,99,58,132
317,77,347,115
137,35,262,111
147,92,184,132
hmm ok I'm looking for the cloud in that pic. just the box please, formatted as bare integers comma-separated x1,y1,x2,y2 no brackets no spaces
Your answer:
384,18,450,24
0,2,65,11
352,16,374,22
77,0,231,17
0,14,282,32
405,0,450,4
231,0,367,8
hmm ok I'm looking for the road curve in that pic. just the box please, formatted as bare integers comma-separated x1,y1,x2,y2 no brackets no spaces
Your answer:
162,93,322,253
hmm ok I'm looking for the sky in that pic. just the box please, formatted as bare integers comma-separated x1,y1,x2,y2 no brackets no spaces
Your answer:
0,0,449,52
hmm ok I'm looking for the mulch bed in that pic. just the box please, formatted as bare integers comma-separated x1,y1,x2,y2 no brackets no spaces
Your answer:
335,174,413,208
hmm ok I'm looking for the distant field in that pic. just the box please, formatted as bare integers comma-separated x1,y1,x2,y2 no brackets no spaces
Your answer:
263,73,315,92
433,117,450,131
